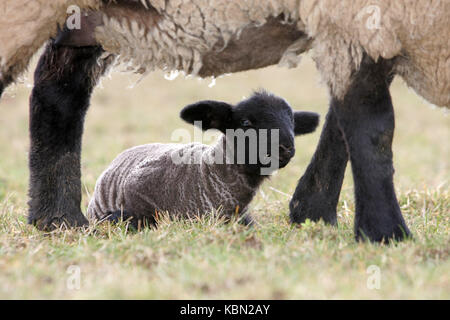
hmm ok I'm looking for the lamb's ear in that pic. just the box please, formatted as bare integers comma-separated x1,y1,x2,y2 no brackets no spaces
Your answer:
294,111,320,135
180,100,233,132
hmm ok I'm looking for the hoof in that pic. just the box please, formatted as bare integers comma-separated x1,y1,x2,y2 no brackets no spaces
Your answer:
355,220,412,244
289,191,338,226
354,207,412,243
29,211,89,231
239,213,255,227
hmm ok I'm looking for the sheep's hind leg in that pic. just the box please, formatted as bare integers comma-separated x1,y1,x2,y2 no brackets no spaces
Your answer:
290,107,348,225
28,41,111,230
332,55,411,243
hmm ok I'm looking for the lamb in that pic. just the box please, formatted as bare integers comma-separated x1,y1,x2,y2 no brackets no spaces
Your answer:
0,0,448,242
87,91,319,228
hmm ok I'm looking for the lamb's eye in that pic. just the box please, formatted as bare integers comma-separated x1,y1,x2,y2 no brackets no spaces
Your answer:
240,119,252,127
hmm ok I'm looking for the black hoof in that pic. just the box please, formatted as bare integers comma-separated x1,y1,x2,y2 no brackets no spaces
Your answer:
355,216,412,243
239,213,255,227
289,191,338,225
29,211,89,231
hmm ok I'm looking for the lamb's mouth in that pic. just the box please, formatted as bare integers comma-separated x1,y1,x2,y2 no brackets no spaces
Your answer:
277,158,291,169
260,155,290,169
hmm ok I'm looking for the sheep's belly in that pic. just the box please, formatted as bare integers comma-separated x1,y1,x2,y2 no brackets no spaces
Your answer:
94,0,308,77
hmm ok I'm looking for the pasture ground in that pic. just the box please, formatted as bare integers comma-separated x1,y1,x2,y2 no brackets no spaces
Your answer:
0,55,448,299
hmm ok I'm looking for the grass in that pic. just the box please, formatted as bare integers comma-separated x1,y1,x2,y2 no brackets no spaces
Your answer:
0,55,448,299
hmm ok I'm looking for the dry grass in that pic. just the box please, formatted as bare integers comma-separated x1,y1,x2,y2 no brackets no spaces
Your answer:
0,54,448,299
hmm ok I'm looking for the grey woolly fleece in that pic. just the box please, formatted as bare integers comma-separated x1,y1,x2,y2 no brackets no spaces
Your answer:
87,136,261,223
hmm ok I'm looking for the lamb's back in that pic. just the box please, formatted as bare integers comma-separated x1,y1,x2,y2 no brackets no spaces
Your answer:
87,143,188,219
88,142,238,220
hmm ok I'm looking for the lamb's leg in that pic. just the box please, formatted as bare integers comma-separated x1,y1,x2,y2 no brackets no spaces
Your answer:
332,55,411,242
105,210,155,230
239,212,255,226
290,107,348,225
28,41,111,230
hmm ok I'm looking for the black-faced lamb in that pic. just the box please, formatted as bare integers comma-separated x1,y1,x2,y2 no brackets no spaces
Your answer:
87,91,319,227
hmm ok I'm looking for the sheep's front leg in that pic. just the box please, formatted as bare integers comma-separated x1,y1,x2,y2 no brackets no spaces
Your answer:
28,41,110,230
332,55,411,242
290,107,348,225
0,74,12,98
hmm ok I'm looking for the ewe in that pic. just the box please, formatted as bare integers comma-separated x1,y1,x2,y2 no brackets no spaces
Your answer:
87,91,319,227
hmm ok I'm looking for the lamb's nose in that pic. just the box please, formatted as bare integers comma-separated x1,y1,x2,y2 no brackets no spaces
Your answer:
279,144,295,159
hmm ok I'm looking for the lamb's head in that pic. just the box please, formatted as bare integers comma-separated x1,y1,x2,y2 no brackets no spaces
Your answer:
180,91,319,175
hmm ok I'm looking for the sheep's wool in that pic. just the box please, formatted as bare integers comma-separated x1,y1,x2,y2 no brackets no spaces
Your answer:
0,0,99,83
1,0,449,107
87,136,257,220
298,0,450,107
93,0,449,106
94,0,303,76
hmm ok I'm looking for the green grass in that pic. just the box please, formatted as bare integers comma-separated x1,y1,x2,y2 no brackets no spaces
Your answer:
0,55,448,299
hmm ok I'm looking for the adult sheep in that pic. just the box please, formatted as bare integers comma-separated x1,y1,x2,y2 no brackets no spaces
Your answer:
0,0,448,242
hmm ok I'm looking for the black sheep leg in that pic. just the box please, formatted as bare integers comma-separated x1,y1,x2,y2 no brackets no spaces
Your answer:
0,74,13,98
290,107,348,225
332,55,411,242
28,41,110,230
